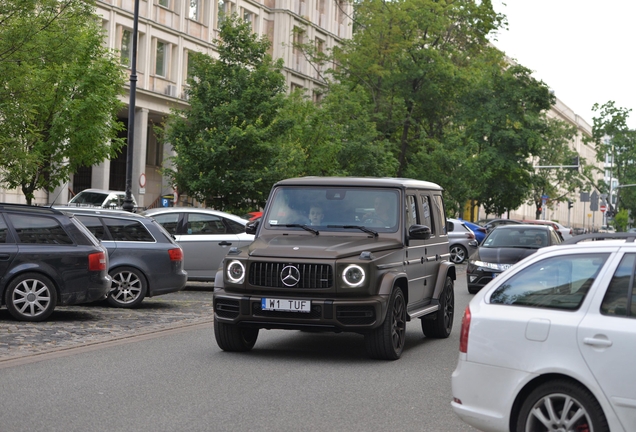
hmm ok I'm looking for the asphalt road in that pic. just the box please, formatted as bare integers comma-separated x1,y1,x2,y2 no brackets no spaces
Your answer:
0,268,479,432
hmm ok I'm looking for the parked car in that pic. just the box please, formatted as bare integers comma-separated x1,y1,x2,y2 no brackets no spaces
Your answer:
599,225,616,233
452,233,636,432
68,189,138,210
459,219,487,244
242,211,263,221
55,207,187,307
0,204,111,321
481,218,522,232
141,207,254,281
447,218,478,264
466,224,562,294
213,177,456,360
521,219,567,240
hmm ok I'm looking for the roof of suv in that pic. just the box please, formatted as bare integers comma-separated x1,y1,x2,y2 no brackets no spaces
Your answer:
54,206,149,220
274,176,444,190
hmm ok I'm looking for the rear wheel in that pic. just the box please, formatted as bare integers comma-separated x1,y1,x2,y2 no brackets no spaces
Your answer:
449,245,468,264
107,267,147,308
516,379,609,432
5,273,57,322
422,276,454,338
365,287,406,360
214,318,259,352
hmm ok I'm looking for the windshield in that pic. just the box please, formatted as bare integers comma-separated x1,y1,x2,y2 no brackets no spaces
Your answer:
69,191,109,206
265,186,400,233
482,227,550,248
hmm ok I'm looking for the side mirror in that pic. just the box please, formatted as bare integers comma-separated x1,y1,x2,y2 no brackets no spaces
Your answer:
409,224,431,240
245,219,260,235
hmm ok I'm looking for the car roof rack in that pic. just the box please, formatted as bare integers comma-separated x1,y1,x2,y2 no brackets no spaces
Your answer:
561,232,636,244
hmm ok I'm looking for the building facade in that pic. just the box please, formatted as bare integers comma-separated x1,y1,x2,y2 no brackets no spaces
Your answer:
13,0,352,208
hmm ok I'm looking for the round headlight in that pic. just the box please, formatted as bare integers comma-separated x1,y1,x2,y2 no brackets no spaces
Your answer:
226,260,245,284
342,264,365,287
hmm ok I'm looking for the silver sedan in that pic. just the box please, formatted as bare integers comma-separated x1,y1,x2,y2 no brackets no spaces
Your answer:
141,207,254,281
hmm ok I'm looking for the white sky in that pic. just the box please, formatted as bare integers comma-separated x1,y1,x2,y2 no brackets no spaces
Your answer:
489,1,636,129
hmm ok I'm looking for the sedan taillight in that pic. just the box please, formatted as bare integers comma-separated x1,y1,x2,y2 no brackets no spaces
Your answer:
459,306,471,353
88,251,107,271
168,247,183,261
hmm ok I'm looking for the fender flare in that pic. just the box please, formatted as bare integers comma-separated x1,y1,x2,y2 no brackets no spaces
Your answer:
432,261,456,299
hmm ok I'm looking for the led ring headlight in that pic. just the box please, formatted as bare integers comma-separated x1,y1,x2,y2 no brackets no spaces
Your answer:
227,260,245,283
342,264,365,287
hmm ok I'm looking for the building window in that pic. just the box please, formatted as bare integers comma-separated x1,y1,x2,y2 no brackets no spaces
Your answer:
158,0,170,7
243,9,253,31
189,0,200,21
121,29,132,67
156,41,167,77
218,0,233,28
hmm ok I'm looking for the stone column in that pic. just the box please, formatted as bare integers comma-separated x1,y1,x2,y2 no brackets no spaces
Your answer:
133,107,149,208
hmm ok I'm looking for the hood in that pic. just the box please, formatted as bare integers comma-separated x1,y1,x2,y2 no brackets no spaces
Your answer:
247,234,403,259
476,246,538,264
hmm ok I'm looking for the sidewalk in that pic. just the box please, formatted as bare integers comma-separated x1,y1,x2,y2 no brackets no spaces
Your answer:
0,284,215,362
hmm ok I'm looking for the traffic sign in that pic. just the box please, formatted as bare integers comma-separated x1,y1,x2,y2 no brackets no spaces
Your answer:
600,205,607,213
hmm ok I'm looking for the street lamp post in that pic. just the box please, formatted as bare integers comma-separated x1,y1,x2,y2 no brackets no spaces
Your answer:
123,0,140,213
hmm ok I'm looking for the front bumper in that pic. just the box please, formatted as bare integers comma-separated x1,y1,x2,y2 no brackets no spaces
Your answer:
213,291,389,332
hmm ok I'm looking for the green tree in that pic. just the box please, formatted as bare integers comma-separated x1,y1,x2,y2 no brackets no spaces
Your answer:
162,16,289,213
588,101,636,217
0,0,126,204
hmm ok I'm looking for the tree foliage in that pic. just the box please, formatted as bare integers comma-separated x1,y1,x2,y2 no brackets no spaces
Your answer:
162,16,290,213
0,0,126,204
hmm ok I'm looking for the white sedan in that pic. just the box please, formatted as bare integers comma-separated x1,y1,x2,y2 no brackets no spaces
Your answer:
451,233,636,432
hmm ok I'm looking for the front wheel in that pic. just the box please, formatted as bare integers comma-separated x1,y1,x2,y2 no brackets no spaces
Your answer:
516,379,609,432
107,267,147,308
5,273,57,322
365,287,406,360
214,318,259,352
422,276,454,338
449,244,468,264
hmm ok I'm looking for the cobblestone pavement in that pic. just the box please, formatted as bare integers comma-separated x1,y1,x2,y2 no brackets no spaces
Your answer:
0,282,215,363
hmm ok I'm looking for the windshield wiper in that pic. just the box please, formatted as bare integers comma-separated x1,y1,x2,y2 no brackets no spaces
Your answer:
284,224,319,235
328,225,378,237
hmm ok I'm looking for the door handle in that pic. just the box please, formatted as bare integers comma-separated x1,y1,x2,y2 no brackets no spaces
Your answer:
583,337,612,348
0,254,9,260
218,241,232,246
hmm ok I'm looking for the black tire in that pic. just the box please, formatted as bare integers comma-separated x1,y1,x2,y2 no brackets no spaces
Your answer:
214,317,259,352
467,285,480,294
365,287,406,360
516,379,609,432
107,267,147,308
422,276,454,338
5,273,57,322
449,244,468,264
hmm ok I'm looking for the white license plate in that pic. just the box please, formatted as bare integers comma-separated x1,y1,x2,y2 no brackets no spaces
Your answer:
261,298,311,313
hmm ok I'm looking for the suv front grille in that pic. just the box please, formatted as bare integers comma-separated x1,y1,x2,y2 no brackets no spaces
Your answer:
249,262,333,288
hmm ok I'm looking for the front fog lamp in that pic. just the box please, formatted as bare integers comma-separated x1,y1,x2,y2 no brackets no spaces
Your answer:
226,260,245,284
342,264,365,287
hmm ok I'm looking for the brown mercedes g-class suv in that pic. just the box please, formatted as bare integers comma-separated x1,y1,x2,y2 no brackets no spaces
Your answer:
213,177,456,360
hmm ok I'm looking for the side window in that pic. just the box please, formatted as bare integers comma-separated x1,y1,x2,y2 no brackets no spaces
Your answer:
103,218,154,242
186,214,227,235
601,253,636,317
152,213,180,235
226,218,246,234
419,194,433,234
0,215,9,243
550,230,561,244
405,195,417,228
490,253,609,310
76,215,108,240
7,214,73,245
433,194,446,234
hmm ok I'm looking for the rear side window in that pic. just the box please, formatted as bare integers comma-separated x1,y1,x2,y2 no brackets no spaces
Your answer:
601,253,636,318
0,215,9,243
152,213,180,235
7,214,73,245
103,218,154,242
76,215,108,240
489,253,609,310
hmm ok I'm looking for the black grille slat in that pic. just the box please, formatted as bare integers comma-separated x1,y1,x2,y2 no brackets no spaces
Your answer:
215,299,240,318
248,262,333,288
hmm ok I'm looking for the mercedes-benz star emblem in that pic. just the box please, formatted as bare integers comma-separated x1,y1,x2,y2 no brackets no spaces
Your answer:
280,265,301,287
